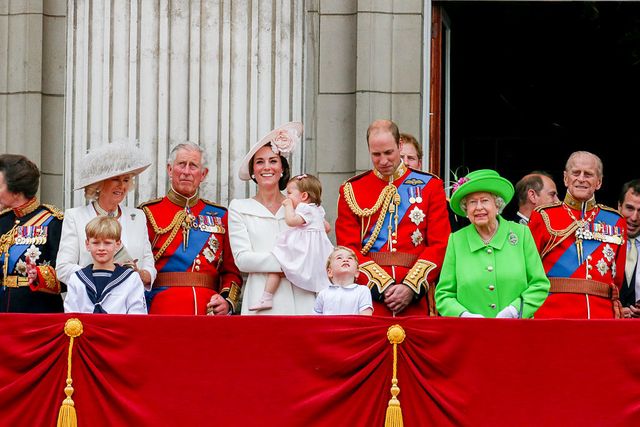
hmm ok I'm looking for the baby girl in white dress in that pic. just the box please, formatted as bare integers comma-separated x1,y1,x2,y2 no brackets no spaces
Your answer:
250,174,333,311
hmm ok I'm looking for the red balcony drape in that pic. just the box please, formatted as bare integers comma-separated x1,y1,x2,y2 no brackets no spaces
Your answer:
1,314,639,427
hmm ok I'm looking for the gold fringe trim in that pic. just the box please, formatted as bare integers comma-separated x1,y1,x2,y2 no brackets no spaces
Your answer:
57,318,83,427
385,324,406,427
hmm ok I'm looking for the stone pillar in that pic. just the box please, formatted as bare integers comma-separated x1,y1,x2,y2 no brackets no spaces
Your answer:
65,0,305,209
0,0,66,207
307,0,425,239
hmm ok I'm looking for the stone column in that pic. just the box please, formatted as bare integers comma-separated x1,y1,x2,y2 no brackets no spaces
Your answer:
65,0,305,209
0,0,66,207
307,0,425,239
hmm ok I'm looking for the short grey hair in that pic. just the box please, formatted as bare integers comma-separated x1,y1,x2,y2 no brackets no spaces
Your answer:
460,194,507,215
168,142,208,170
565,151,603,179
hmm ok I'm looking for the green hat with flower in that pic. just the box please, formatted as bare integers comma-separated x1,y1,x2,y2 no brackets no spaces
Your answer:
449,169,514,217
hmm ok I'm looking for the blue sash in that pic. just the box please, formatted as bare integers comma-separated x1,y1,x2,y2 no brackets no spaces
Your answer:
547,209,620,277
160,204,226,273
364,172,432,252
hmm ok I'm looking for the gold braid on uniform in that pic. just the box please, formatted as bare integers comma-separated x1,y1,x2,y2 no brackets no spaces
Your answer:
343,182,397,255
402,259,437,293
539,210,580,259
142,207,187,261
360,261,395,292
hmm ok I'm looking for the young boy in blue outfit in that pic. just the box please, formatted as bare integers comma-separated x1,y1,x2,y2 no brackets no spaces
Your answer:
64,216,146,314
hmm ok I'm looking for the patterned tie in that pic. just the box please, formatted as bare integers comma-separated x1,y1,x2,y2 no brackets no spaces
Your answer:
626,237,638,285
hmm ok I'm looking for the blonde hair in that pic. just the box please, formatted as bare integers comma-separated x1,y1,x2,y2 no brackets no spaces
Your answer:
83,174,135,202
85,216,122,241
289,174,323,205
326,246,358,269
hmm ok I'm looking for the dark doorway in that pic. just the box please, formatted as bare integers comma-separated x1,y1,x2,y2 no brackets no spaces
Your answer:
441,1,640,214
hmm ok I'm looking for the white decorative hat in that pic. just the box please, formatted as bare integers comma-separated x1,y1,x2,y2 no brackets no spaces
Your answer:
238,122,303,181
74,141,152,190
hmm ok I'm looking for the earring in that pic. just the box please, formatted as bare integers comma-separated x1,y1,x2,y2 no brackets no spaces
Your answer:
280,173,283,178
251,174,255,179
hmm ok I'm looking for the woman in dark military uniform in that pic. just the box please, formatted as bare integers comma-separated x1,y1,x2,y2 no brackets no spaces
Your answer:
0,154,64,312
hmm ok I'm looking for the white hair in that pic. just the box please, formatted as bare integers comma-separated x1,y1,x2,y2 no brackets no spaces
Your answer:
168,142,208,169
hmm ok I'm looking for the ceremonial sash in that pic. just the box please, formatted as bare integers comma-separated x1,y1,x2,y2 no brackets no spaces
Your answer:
4,210,54,274
76,264,134,313
364,172,431,253
160,204,225,273
547,209,621,278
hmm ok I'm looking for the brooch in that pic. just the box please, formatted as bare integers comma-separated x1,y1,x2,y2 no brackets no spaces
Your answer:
411,229,424,246
508,231,518,246
409,207,425,226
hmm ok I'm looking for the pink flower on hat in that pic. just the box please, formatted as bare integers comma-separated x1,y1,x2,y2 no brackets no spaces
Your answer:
451,177,470,193
271,128,299,155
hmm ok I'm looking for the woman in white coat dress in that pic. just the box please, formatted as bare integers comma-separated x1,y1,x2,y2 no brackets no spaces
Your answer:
55,142,157,288
230,122,316,314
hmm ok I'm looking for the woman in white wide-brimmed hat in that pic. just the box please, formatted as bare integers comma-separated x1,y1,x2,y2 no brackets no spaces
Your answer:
229,122,316,314
55,142,157,290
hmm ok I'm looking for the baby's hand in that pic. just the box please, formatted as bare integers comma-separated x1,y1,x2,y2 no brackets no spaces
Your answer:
282,198,293,208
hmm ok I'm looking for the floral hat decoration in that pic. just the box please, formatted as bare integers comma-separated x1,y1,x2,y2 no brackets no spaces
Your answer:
74,141,151,190
238,122,303,181
449,169,515,217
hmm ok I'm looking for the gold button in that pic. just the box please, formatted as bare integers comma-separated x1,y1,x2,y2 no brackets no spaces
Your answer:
195,265,200,271
587,255,592,261
391,248,397,252
392,240,397,244
587,274,592,279
587,265,592,270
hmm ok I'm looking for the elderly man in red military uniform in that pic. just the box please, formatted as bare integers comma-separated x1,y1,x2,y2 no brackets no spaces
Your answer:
529,151,627,318
336,119,451,316
140,142,242,315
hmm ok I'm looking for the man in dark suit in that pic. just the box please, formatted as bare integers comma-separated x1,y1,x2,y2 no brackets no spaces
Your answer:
618,179,640,318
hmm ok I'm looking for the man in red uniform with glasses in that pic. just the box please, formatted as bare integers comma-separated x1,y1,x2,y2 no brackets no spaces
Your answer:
140,142,242,315
335,120,451,316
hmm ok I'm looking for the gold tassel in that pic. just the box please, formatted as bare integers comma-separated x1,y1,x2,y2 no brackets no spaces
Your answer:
385,324,406,427
57,318,83,427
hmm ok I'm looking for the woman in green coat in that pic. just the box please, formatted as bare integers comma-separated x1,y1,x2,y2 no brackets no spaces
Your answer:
435,169,550,318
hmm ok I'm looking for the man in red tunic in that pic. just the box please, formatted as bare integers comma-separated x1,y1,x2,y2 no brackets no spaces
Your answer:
140,142,242,315
335,120,450,316
529,151,626,318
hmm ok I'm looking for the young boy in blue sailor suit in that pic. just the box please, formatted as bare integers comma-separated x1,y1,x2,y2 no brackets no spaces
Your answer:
64,216,146,314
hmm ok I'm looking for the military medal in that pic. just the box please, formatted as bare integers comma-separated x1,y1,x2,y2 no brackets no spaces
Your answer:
409,187,416,204
416,187,423,203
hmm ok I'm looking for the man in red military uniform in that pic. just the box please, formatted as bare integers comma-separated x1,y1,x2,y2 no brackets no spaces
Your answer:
529,151,626,318
140,142,242,315
336,120,451,316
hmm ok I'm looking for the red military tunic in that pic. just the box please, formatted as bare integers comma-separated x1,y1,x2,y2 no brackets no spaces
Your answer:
140,190,242,315
336,163,451,316
529,195,627,319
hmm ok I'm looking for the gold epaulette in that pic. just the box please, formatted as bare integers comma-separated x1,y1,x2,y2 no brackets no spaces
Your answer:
0,207,11,216
42,204,64,220
534,201,562,212
598,204,622,216
137,197,163,209
201,198,227,211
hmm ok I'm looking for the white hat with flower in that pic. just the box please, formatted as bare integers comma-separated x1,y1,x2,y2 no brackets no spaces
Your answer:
74,141,152,190
238,122,303,181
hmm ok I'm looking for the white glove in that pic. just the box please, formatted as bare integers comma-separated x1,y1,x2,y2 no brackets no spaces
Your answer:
496,305,519,318
460,311,484,318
